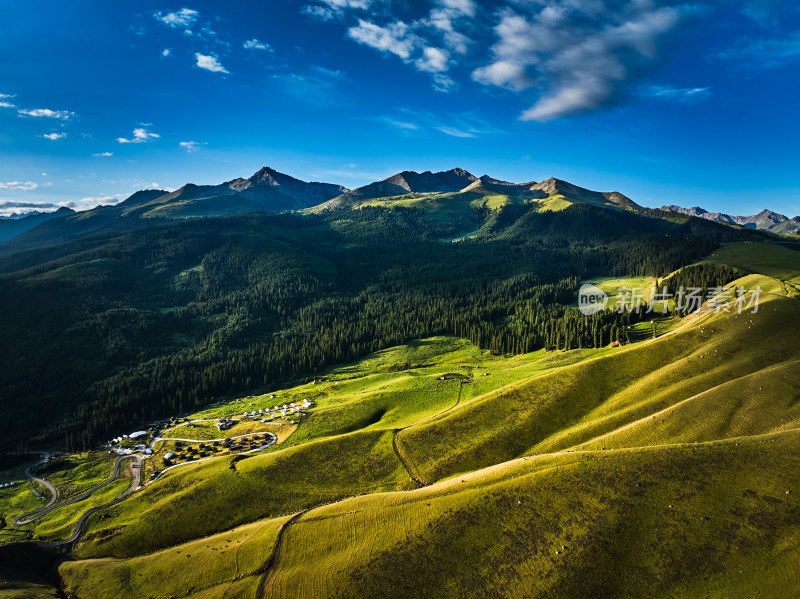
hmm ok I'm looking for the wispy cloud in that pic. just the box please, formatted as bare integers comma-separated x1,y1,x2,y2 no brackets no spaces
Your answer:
0,93,15,109
18,108,75,119
379,117,419,131
243,38,271,51
640,85,711,102
272,66,345,105
93,151,113,157
154,8,199,29
59,194,128,212
0,181,38,191
117,126,160,144
162,48,172,58
179,141,203,152
377,108,502,139
41,132,68,140
195,53,229,74
302,5,338,21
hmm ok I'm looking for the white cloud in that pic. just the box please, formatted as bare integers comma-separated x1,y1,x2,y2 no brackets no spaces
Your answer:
243,38,271,51
473,60,531,91
41,132,67,140
0,181,38,191
302,5,338,21
436,0,475,17
322,0,372,8
195,53,229,74
93,151,113,157
18,108,75,119
0,93,15,109
472,4,686,121
117,126,160,144
154,8,199,29
347,19,456,90
342,0,474,91
348,20,417,60
162,48,172,57
415,47,449,73
179,141,202,152
59,194,128,212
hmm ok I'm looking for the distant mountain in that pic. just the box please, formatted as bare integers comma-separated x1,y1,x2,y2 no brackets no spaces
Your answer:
125,167,349,218
0,211,45,220
0,168,347,253
528,178,638,209
323,168,478,208
0,206,75,242
319,169,638,214
665,205,800,235
1,167,643,254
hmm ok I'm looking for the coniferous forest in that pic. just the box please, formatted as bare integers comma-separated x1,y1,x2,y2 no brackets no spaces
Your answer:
0,203,768,452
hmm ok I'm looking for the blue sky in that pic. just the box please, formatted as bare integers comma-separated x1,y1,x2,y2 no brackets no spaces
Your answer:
1,0,799,217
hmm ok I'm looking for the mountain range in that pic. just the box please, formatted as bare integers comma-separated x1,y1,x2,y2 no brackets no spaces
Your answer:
3,167,797,251
665,205,800,235
0,167,639,251
0,206,75,242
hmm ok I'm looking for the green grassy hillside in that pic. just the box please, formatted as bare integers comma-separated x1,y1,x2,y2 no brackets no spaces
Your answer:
51,245,800,597
62,430,800,599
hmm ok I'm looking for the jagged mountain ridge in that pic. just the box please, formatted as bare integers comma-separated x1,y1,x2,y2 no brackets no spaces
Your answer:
323,167,479,208
0,167,348,249
0,167,646,251
321,169,637,211
134,167,349,217
665,205,800,235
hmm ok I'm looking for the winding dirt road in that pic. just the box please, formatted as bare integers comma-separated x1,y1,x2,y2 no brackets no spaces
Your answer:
13,453,57,525
35,455,142,548
12,454,142,547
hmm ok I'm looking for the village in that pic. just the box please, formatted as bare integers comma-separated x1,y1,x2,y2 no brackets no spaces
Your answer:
103,395,315,484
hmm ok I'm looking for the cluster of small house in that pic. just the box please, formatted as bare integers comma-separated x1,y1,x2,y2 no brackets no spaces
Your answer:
162,434,272,464
241,399,312,422
215,418,236,431
1,482,16,489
